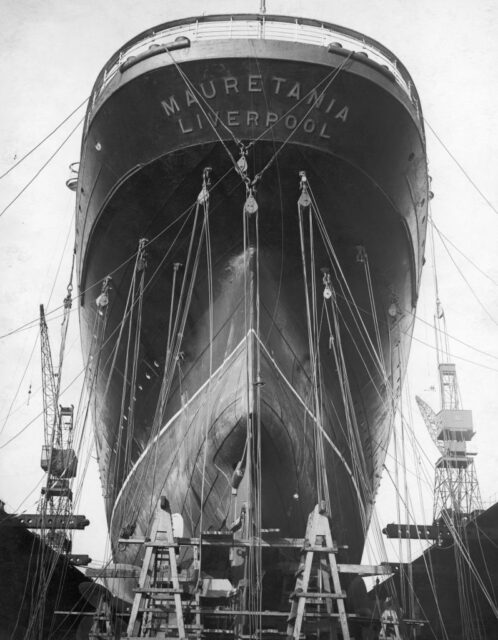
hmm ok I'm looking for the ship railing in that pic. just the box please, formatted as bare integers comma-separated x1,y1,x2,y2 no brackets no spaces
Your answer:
89,14,421,119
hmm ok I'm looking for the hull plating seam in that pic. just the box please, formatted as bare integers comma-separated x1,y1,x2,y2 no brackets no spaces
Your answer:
110,328,362,534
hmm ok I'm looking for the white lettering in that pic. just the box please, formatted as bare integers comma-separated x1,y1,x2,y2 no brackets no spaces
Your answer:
319,123,330,139
208,111,222,127
223,76,239,94
227,111,240,126
335,106,349,122
286,82,301,100
200,80,216,99
266,111,278,127
248,75,262,92
272,76,287,94
185,89,197,107
303,118,315,133
161,96,180,116
247,111,259,126
285,114,297,129
306,89,325,109
325,98,336,114
179,118,193,133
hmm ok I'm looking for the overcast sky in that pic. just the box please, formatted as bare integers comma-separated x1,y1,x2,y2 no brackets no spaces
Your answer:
1,0,497,565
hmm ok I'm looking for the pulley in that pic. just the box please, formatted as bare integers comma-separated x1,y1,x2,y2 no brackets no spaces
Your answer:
298,170,311,208
197,166,212,204
137,237,148,271
244,190,258,215
96,276,112,313
321,267,333,300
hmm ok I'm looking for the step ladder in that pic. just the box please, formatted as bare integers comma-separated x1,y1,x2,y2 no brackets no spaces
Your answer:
126,497,191,639
286,503,350,640
379,600,402,640
88,592,114,640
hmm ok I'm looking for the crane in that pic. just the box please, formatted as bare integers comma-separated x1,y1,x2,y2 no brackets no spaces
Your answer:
416,297,481,524
38,295,79,553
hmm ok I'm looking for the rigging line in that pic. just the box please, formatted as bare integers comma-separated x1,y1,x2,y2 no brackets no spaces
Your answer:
431,218,498,288
166,49,241,148
307,184,389,383
308,183,498,373
165,51,241,169
433,219,498,328
333,302,439,487
0,335,39,437
125,261,145,473
393,454,490,636
143,207,207,540
414,307,498,363
395,376,407,613
0,114,85,219
0,277,135,452
308,209,328,507
328,291,373,504
115,244,202,524
0,165,235,342
425,119,498,217
130,195,205,532
198,192,213,590
364,252,386,372
251,50,286,349
247,52,351,149
1,254,167,453
113,267,138,495
45,209,76,311
332,245,498,363
381,465,452,640
297,200,325,505
0,96,88,181
440,510,498,619
255,52,354,181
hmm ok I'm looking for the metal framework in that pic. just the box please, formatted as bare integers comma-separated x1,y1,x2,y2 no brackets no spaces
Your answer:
416,362,482,524
37,302,79,553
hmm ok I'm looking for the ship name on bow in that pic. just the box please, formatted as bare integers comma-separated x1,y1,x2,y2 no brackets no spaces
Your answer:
160,74,349,138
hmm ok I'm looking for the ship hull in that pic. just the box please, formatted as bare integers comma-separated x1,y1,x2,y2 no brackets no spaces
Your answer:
76,19,428,576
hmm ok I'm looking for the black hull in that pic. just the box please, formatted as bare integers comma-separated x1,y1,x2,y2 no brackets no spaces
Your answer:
0,505,92,639
373,504,498,639
75,15,428,572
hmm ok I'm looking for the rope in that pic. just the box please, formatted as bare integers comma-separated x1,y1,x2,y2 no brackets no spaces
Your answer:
0,115,85,219
431,219,498,289
0,96,88,180
0,164,236,344
425,119,498,217
296,193,329,511
432,213,498,329
197,174,213,586
253,52,353,182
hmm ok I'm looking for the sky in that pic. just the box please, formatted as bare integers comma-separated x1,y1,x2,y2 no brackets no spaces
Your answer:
0,0,498,567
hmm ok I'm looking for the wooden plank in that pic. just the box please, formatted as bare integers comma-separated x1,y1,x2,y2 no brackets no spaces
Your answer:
336,563,392,576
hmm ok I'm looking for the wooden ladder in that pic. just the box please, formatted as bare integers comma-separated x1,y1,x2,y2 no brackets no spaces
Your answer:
379,603,403,640
126,497,187,639
286,503,350,640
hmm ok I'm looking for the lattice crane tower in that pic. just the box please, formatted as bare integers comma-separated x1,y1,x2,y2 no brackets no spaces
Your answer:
38,301,78,553
416,362,482,524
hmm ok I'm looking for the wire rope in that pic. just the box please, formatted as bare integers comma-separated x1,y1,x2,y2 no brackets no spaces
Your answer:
0,115,85,219
0,97,88,181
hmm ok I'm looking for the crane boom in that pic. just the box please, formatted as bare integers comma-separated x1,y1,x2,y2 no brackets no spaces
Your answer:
415,395,444,454
39,305,58,449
